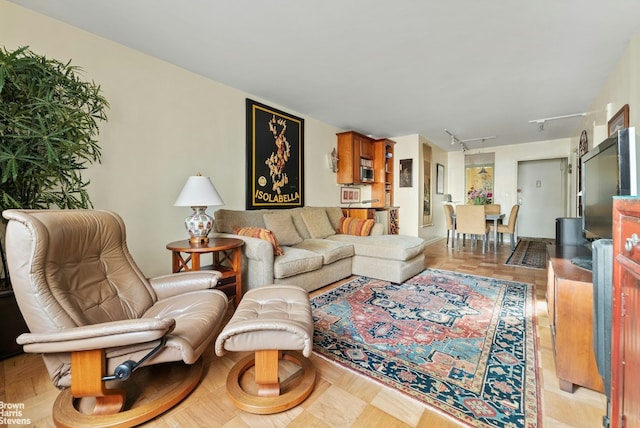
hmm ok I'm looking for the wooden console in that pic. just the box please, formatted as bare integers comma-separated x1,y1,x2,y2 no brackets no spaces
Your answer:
546,244,604,393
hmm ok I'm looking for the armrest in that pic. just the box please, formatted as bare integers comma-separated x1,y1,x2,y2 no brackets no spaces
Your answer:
150,271,222,300
213,232,275,263
16,318,175,354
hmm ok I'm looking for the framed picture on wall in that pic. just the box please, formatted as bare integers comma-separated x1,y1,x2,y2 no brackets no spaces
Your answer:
436,163,445,194
340,187,361,204
246,99,304,209
400,159,413,187
608,104,629,136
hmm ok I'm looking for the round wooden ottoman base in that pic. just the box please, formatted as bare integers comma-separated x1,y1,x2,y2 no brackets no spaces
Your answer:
226,350,316,415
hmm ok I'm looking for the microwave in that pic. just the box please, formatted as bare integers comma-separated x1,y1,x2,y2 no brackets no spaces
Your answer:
360,166,374,182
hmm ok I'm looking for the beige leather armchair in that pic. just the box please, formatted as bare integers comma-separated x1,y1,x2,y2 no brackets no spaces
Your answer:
2,209,229,427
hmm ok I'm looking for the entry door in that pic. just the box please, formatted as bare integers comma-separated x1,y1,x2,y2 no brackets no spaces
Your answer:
516,158,568,239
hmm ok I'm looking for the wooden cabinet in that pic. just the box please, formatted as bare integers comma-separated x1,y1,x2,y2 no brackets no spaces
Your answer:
372,139,395,208
546,245,604,393
336,131,374,184
611,197,640,428
341,207,375,220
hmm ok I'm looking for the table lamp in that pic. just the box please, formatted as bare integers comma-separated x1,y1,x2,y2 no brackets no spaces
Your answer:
174,173,224,244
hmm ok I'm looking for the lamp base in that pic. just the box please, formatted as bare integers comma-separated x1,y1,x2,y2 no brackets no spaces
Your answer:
184,206,213,244
189,236,209,245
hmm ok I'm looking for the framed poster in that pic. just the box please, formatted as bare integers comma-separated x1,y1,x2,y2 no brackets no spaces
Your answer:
340,187,361,204
399,159,413,187
608,104,629,136
246,99,304,209
465,166,494,204
436,163,445,194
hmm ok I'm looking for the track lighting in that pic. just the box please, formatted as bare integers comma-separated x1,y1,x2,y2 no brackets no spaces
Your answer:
444,129,496,151
528,112,586,131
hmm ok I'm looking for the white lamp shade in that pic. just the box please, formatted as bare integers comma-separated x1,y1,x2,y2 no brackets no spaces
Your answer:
174,175,224,207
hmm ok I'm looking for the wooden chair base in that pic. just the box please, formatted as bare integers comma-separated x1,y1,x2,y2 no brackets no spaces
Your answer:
226,350,316,415
52,359,203,428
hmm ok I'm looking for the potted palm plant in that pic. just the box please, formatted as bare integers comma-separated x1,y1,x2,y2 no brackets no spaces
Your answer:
0,46,109,358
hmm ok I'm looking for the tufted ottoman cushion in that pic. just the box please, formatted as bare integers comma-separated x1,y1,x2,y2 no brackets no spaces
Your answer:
214,284,316,414
215,285,313,356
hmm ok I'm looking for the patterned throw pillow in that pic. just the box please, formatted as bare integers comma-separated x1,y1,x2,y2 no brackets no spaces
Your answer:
338,217,375,236
233,226,284,256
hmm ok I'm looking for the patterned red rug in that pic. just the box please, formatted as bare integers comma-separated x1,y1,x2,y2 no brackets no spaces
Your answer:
312,269,540,428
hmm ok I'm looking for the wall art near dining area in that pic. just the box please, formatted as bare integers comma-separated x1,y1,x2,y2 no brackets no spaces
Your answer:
246,99,304,209
465,153,494,205
422,143,432,225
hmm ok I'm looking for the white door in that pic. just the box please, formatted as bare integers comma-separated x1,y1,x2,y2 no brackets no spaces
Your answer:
516,158,568,239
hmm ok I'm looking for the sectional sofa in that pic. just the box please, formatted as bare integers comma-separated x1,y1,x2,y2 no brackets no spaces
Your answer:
213,206,426,293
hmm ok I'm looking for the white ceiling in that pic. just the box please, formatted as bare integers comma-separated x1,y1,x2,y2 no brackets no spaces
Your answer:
10,0,640,151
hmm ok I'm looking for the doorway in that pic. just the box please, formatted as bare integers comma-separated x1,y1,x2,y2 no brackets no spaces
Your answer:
516,158,568,239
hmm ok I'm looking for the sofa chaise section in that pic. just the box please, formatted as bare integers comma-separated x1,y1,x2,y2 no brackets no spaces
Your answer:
213,206,426,293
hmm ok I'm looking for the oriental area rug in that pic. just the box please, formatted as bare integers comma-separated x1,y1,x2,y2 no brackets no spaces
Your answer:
505,238,554,269
311,269,540,428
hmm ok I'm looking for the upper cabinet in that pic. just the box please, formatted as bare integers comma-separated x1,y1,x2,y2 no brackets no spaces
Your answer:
336,131,395,208
336,131,375,185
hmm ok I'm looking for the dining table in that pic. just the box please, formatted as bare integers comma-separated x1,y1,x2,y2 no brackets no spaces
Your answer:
450,212,505,253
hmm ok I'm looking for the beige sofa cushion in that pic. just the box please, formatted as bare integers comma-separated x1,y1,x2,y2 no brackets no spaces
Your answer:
263,212,303,245
300,208,336,238
326,234,425,261
273,247,323,279
293,239,354,265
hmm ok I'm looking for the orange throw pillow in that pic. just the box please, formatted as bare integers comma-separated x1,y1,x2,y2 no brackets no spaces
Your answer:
233,226,284,256
338,217,375,236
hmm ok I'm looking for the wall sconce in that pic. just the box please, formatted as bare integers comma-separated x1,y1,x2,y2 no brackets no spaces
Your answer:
327,147,338,173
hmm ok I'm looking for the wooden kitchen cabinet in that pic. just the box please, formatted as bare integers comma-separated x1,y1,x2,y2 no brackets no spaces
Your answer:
611,197,640,428
336,131,374,184
546,244,604,393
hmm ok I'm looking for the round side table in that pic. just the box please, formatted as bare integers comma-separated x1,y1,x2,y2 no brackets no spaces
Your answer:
166,238,244,306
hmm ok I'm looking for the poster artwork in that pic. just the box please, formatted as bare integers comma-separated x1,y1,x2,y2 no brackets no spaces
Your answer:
246,99,304,209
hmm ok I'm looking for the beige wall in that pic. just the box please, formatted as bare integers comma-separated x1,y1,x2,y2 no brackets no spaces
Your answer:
582,32,640,149
0,2,342,277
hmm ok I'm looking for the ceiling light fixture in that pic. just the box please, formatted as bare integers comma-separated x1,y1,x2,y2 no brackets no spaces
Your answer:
444,129,497,151
528,112,587,131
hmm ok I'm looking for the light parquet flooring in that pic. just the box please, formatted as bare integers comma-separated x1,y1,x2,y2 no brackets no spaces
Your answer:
0,238,606,427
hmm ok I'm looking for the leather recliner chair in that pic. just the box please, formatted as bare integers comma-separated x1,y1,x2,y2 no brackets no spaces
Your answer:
2,209,229,427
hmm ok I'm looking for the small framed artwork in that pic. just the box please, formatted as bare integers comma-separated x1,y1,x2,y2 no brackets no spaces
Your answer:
436,163,445,194
608,104,629,136
340,187,361,204
400,159,413,187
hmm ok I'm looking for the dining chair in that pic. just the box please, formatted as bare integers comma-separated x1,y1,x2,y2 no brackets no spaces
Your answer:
485,203,502,228
443,204,455,246
489,204,520,250
454,204,489,253
485,204,501,215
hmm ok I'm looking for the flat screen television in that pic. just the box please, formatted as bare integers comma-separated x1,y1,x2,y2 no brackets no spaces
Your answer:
582,127,639,240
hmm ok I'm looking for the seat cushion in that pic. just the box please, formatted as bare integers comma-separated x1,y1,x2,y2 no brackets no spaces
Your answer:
326,234,425,261
143,289,229,364
293,239,354,264
273,247,323,279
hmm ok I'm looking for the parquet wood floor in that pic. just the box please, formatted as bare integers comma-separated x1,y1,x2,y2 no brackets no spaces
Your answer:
0,238,606,427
